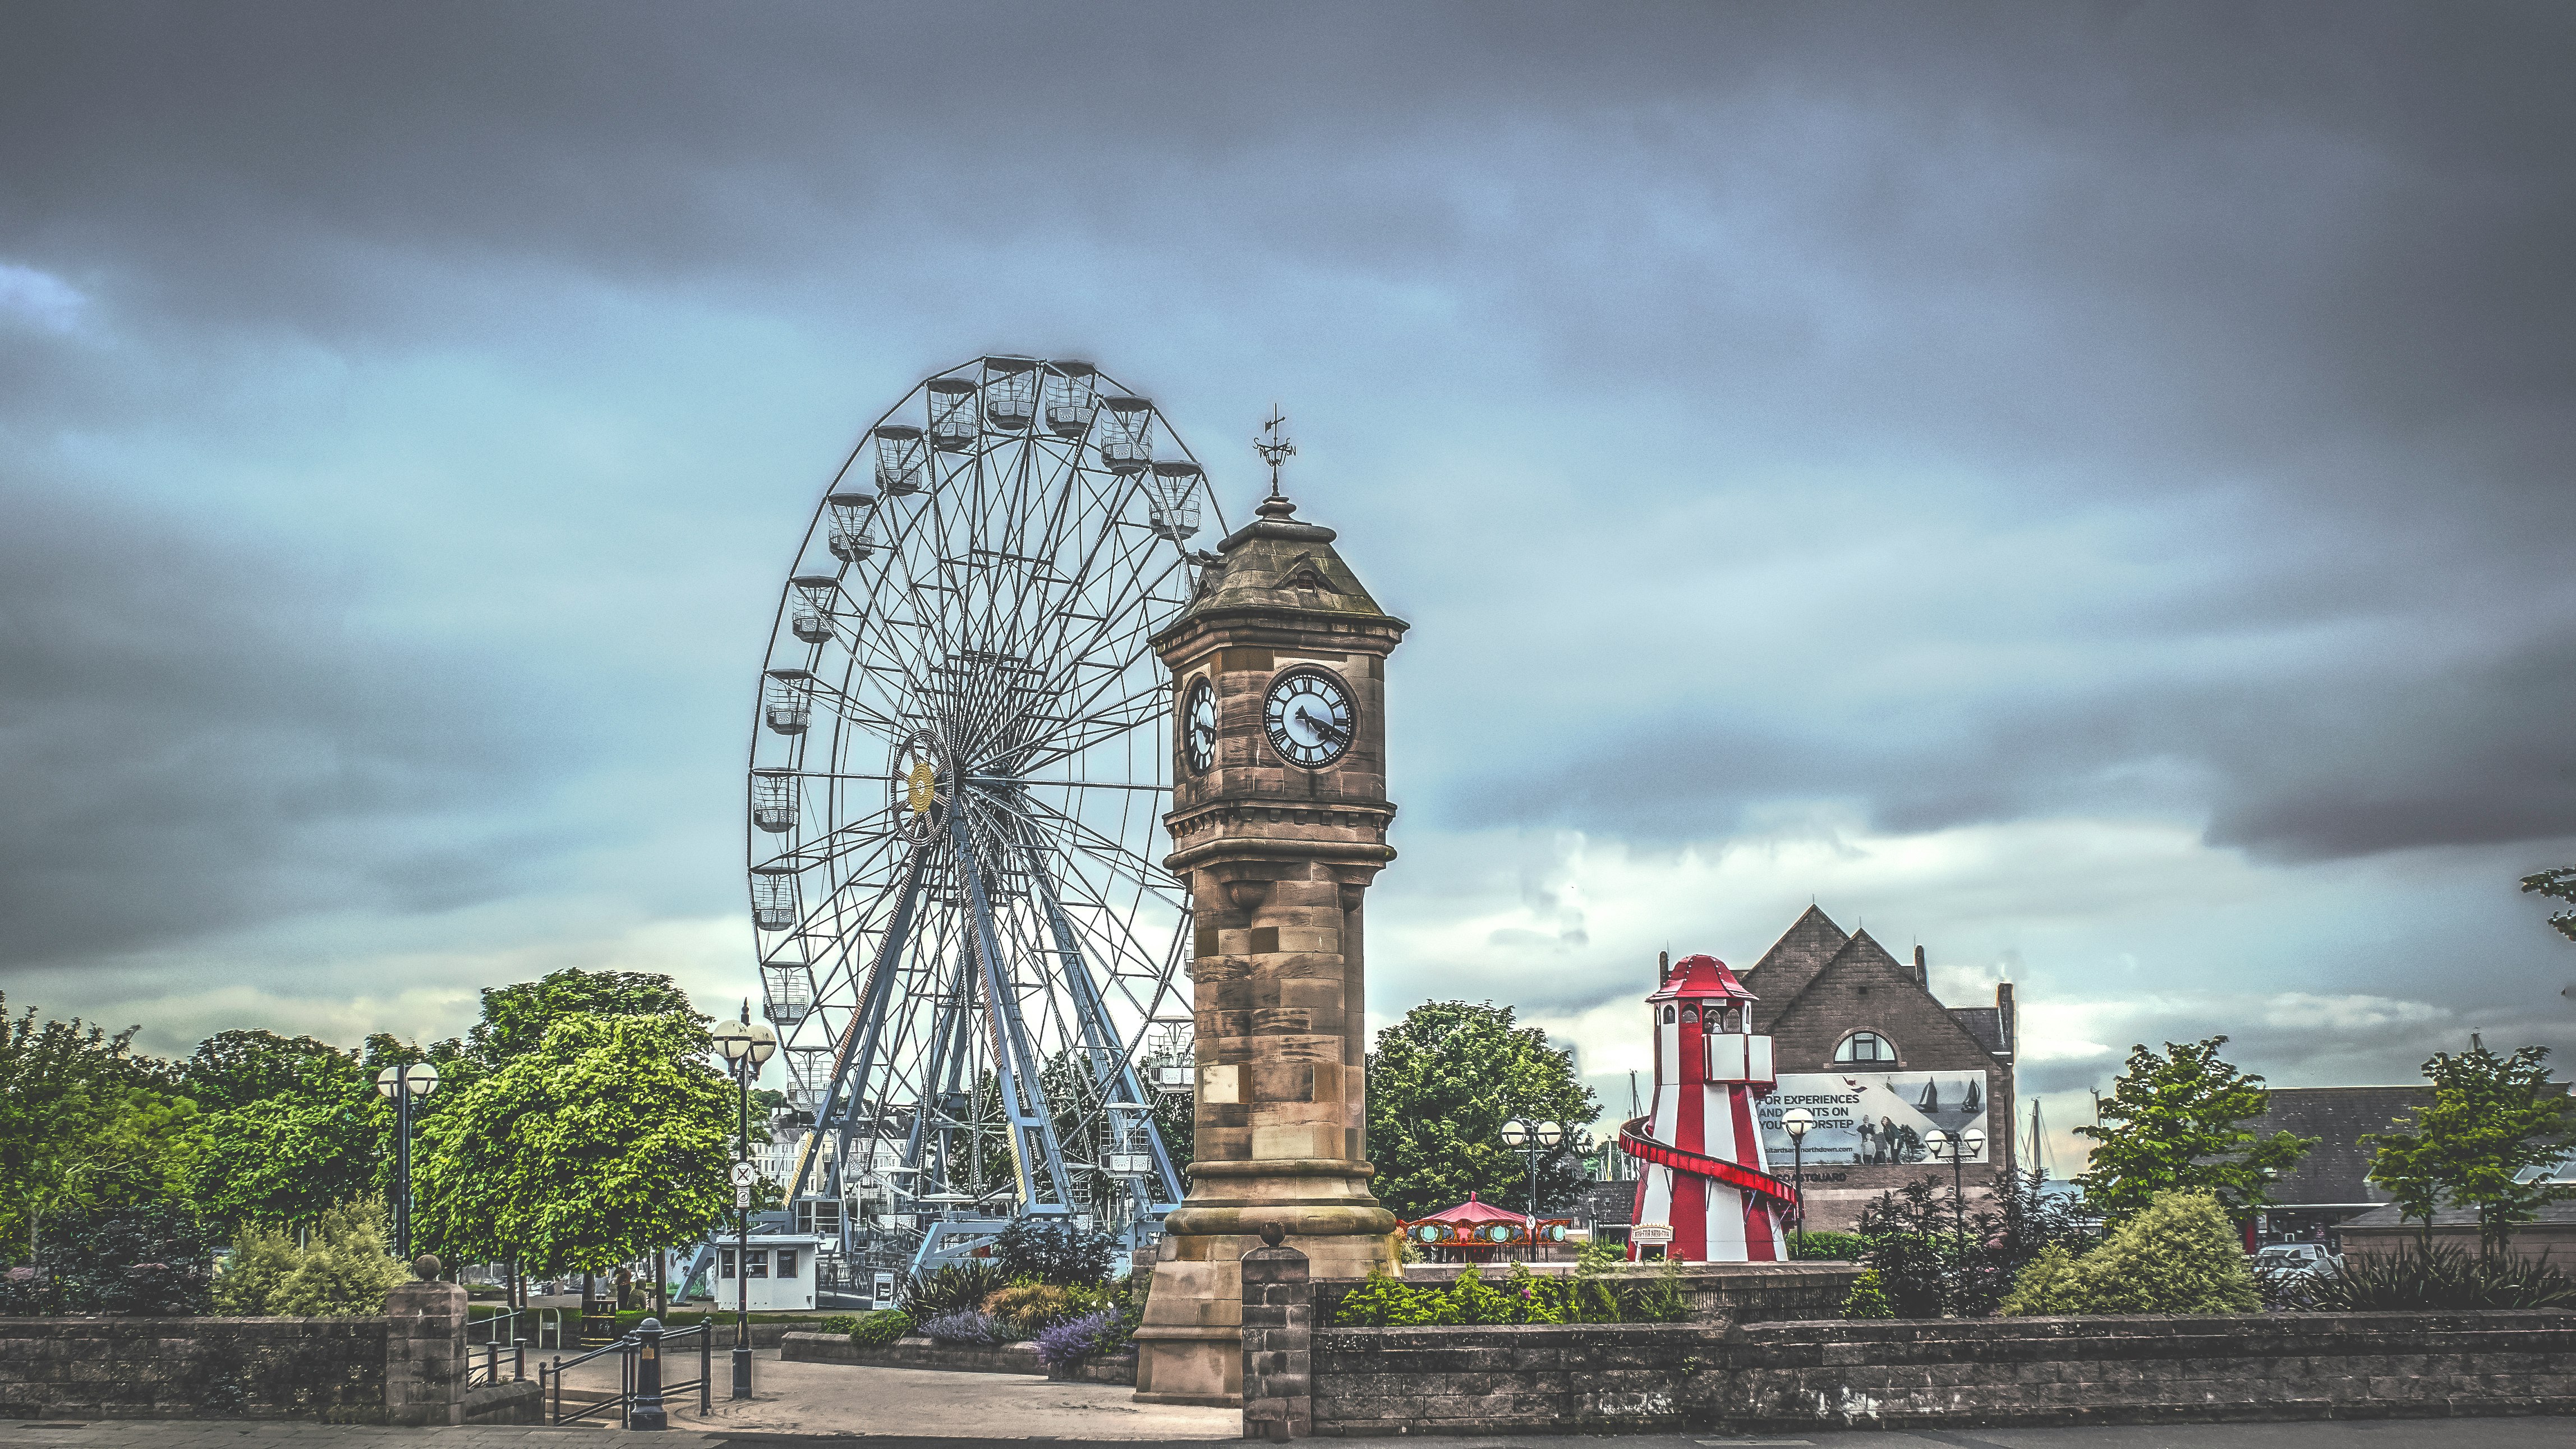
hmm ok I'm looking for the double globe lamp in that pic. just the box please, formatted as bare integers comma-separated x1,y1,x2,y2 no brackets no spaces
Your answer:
373,1061,439,1264
710,1016,776,1400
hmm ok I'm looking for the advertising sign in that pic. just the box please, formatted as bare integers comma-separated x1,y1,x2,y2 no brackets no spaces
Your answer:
1758,1072,1990,1166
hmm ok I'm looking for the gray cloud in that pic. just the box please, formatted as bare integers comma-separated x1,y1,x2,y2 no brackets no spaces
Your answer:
1,0,2571,1085
0,474,560,965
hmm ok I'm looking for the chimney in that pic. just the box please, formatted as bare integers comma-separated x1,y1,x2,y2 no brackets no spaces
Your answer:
1658,950,1671,987
1997,981,2017,1058
1913,944,1929,988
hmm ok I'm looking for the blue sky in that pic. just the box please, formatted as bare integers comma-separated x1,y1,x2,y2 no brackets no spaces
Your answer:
3,2,2571,1169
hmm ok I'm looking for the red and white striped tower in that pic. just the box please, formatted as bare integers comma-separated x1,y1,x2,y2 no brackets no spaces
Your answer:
1620,953,1797,1262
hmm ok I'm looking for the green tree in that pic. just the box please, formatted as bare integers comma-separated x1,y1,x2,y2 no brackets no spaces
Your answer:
411,1013,732,1278
175,1029,357,1112
2073,1036,2312,1223
2522,867,2576,944
187,1035,386,1228
1366,1001,1599,1219
0,996,207,1261
2366,1042,2575,1261
464,969,710,1069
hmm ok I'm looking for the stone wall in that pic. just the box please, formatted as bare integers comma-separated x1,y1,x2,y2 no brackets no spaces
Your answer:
1720,1311,2576,1429
1308,1310,2576,1436
0,1317,390,1420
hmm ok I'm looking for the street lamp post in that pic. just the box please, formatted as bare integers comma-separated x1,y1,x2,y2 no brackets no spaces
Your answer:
374,1061,439,1263
1924,1128,1987,1254
711,1012,776,1401
1499,1119,1566,1259
1782,1107,1812,1258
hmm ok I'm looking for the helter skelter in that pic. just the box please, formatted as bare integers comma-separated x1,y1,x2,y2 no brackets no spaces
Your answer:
745,356,1222,1273
1620,953,1801,1261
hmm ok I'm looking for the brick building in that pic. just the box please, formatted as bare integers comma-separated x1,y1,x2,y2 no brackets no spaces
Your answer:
1736,906,2019,1232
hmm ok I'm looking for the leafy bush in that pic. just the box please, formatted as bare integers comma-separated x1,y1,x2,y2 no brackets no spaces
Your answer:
1635,1255,1690,1323
917,1309,1009,1345
990,1217,1117,1286
1032,1309,1120,1371
1857,1172,2098,1318
849,1309,912,1346
1998,1191,2256,1316
1995,1244,2080,1316
1839,1268,1895,1319
1574,1236,1628,1274
265,1199,407,1317
899,1261,1009,1318
214,1223,301,1315
1792,1231,1868,1262
2301,1245,2576,1312
24,1202,217,1315
1446,1266,1519,1324
1333,1269,1444,1327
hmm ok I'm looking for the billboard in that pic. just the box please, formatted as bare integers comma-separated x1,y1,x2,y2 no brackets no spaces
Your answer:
1757,1072,1991,1166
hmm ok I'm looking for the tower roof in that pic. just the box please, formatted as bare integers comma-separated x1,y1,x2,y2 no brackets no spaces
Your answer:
1156,491,1404,640
1650,953,1756,1004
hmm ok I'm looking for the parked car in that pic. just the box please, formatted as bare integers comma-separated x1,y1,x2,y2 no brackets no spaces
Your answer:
2252,1242,2343,1278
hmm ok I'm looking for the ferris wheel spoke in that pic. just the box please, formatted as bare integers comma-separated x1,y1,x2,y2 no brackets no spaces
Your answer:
977,786,1184,905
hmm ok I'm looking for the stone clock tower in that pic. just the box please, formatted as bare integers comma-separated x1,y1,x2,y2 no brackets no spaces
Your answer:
1131,463,1407,1405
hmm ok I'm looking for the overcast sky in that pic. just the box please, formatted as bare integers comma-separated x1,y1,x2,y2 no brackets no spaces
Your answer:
4,2,2571,1169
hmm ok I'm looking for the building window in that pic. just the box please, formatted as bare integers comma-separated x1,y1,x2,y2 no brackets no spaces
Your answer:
1681,1006,1699,1024
1833,1031,1894,1065
775,1249,798,1279
1662,1006,1676,1024
746,1250,770,1279
720,1249,737,1280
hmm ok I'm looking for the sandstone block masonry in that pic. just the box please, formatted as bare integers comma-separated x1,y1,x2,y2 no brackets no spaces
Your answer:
1304,1310,2576,1436
0,1276,537,1424
0,1317,388,1420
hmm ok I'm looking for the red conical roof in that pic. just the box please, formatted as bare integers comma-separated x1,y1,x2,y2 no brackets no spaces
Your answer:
1650,953,1756,1004
1409,1191,1533,1226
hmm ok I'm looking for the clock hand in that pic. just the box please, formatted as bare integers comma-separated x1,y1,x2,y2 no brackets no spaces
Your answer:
1297,707,1350,743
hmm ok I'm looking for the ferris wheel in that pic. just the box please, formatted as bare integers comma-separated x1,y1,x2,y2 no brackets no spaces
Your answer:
749,356,1216,1260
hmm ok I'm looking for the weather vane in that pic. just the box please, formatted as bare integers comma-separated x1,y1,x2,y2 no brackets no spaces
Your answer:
1254,406,1296,499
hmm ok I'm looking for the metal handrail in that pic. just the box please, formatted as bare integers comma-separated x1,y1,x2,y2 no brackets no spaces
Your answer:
463,1337,527,1389
539,1321,716,1426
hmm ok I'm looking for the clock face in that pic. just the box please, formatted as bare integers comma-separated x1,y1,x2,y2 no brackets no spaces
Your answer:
1183,678,1217,772
1263,667,1355,769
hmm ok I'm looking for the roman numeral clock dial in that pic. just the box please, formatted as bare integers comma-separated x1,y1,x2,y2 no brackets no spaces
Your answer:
1263,666,1355,769
1183,678,1217,772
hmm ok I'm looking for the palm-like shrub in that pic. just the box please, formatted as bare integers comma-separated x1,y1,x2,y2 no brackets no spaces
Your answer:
899,1261,1009,1318
2302,1245,2575,1311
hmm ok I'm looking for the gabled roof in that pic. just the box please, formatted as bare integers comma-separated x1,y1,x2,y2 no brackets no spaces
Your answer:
2343,1198,2576,1229
1737,904,1851,1005
1951,1006,2009,1056
2249,1085,2428,1209
1767,928,2003,1065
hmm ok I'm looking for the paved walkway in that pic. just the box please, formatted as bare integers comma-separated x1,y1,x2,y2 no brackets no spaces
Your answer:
531,1346,1234,1441
4,1408,2569,1449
